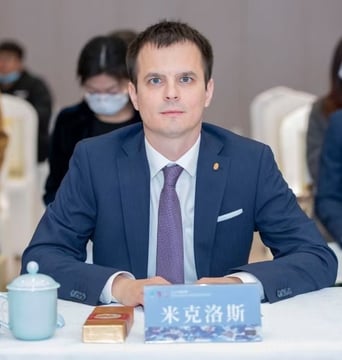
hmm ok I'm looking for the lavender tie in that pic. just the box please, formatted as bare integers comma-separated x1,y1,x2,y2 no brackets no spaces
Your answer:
156,165,184,284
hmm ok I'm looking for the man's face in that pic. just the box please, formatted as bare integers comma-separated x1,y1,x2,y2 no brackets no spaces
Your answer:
0,51,22,74
128,41,214,147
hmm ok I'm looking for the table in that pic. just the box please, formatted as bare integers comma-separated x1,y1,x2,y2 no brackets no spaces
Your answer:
1,287,342,360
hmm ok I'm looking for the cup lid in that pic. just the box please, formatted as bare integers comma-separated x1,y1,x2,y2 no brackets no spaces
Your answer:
7,261,60,291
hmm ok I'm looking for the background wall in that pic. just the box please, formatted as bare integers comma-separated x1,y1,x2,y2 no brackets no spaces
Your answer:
1,0,341,135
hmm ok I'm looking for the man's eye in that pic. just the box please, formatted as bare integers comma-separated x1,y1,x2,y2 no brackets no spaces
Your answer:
149,77,161,85
180,76,193,83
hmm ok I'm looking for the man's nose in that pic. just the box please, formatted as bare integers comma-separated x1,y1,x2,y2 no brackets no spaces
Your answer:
164,81,180,101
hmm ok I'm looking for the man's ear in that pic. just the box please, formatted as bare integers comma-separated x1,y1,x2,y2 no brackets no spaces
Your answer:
128,82,139,110
204,78,214,108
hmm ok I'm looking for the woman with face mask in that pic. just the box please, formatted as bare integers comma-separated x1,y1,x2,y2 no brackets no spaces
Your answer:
44,34,141,205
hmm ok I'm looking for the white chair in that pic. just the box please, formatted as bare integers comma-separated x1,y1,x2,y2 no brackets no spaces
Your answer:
0,193,10,265
0,95,11,278
250,87,316,168
0,180,10,251
0,94,40,280
250,86,293,143
0,191,10,289
279,104,313,197
249,87,316,259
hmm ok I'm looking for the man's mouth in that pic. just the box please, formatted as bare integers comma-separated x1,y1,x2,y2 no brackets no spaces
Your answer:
160,110,184,115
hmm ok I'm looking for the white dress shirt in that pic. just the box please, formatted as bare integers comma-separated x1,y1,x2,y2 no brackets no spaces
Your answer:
100,135,264,303
146,135,199,282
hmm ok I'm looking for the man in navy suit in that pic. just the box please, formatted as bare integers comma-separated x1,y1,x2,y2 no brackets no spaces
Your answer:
22,21,337,306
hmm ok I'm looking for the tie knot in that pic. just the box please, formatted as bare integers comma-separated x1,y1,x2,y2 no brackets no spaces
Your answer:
162,165,183,187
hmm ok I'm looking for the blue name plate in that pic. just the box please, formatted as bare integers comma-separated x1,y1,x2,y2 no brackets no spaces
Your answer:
144,283,262,343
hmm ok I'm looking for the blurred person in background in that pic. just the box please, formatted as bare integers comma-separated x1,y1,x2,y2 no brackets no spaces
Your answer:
306,37,342,190
0,40,53,163
315,111,342,248
43,34,141,205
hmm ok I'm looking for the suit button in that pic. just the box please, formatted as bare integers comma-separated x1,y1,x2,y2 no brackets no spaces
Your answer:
276,287,292,298
70,289,86,301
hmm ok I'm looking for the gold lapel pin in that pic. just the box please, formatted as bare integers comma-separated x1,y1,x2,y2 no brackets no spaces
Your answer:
213,162,220,171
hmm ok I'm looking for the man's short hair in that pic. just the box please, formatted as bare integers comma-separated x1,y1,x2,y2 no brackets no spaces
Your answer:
126,20,213,88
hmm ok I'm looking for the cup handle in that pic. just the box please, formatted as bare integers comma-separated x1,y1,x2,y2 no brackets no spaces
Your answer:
57,313,65,328
0,293,9,330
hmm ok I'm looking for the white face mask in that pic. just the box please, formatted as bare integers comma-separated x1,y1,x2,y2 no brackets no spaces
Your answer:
84,92,129,116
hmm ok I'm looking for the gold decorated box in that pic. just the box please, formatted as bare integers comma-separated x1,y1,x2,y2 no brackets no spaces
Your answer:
82,306,134,343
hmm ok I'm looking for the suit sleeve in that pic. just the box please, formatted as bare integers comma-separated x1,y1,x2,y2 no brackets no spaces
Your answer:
232,145,337,303
22,141,118,305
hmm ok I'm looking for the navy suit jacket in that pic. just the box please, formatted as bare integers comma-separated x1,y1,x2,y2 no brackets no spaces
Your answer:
316,111,342,246
22,123,337,305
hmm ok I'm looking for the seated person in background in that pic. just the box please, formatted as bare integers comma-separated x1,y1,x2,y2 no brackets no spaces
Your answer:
315,110,342,248
0,40,53,163
43,35,141,205
22,20,337,307
306,37,342,190
0,92,8,170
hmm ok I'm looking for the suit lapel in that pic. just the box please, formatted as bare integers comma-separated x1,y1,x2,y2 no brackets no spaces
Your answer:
117,131,150,278
194,130,230,278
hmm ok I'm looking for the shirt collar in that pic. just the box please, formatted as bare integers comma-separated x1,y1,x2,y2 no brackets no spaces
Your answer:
145,135,200,178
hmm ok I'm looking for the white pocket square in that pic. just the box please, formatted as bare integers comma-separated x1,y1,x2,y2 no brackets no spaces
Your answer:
217,208,243,222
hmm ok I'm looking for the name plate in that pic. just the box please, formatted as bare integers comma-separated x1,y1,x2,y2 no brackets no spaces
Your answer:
144,284,262,343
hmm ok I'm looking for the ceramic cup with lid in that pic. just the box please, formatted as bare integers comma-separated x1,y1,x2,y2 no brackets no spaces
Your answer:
0,261,65,340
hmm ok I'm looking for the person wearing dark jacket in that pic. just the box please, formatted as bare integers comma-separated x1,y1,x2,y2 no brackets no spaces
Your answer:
43,35,141,205
315,111,342,247
0,40,53,163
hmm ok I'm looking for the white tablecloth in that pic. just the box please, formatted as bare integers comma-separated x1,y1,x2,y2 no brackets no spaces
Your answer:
1,287,342,360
